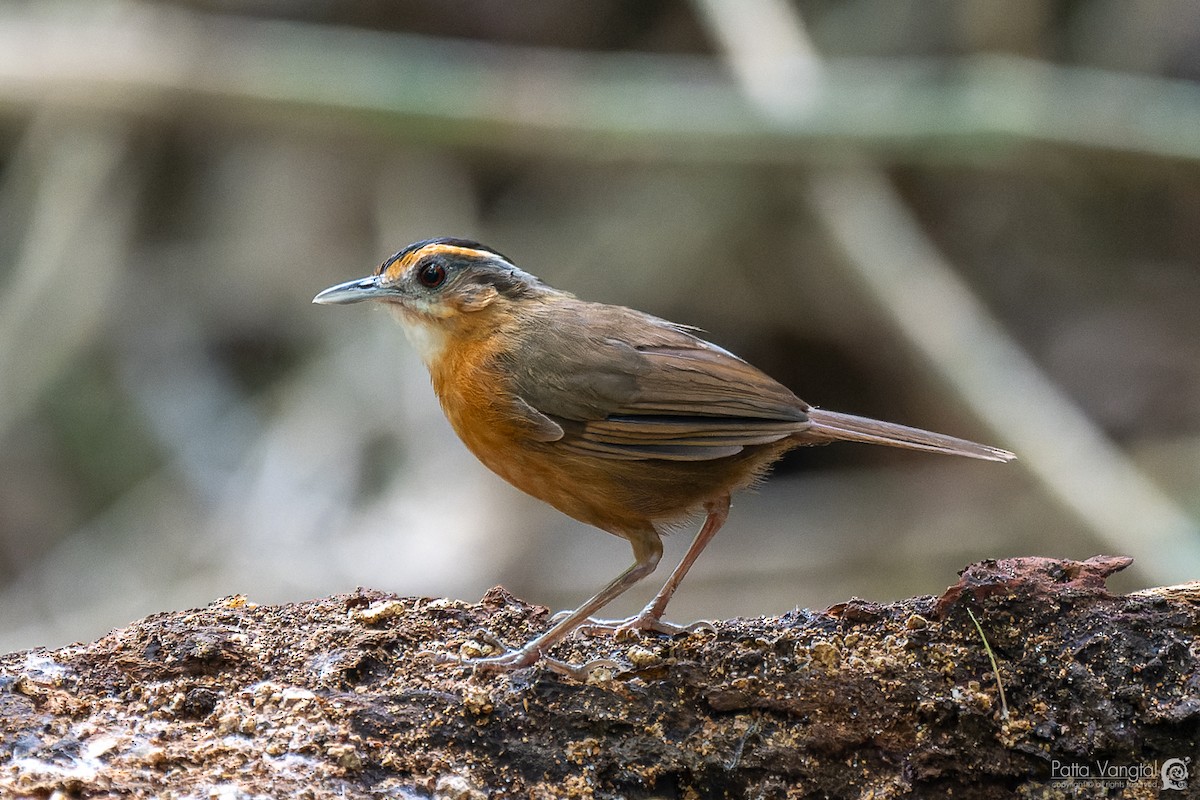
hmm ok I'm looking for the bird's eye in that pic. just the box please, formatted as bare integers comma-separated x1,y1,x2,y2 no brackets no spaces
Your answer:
416,261,447,289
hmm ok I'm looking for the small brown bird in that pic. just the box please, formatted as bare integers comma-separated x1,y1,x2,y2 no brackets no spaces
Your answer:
315,237,1015,675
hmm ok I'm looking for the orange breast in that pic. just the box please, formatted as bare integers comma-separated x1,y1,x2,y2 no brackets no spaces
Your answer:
429,339,614,526
427,327,562,505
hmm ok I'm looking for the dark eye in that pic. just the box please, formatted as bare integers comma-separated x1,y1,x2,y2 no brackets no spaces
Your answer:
416,260,447,288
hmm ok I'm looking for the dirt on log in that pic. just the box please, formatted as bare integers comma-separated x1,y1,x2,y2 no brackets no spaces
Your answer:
1,555,1197,799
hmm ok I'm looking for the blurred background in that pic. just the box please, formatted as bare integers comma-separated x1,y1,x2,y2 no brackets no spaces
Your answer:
2,0,1199,653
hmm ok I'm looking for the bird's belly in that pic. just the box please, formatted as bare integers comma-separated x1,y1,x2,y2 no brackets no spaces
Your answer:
442,393,785,535
444,404,644,531
431,350,791,534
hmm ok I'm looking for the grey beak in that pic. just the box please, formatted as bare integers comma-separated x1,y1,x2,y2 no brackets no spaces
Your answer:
312,276,396,305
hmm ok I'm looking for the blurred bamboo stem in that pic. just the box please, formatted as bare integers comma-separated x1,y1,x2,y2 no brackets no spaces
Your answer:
696,0,1200,584
0,112,134,438
2,3,1200,163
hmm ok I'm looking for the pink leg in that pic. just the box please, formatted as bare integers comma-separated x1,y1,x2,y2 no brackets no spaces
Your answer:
442,530,664,676
580,495,731,636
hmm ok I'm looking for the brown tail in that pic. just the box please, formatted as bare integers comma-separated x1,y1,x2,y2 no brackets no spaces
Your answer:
803,408,1015,462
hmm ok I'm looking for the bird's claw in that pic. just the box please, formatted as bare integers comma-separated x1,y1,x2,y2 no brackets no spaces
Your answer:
573,613,716,638
419,639,623,682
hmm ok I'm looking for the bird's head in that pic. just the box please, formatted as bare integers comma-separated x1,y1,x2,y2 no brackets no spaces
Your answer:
313,237,553,364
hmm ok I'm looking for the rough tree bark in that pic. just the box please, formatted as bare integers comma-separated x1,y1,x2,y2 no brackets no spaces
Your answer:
1,555,1197,799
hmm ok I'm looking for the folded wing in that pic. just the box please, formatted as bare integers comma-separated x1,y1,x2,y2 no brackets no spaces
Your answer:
507,303,810,462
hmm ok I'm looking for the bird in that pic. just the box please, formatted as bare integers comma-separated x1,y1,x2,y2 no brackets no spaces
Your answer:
314,237,1015,676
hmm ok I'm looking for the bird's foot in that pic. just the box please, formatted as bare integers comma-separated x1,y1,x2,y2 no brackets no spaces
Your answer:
419,631,620,681
569,611,715,639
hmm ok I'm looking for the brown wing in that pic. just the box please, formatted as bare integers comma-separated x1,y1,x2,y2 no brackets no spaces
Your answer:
506,299,809,461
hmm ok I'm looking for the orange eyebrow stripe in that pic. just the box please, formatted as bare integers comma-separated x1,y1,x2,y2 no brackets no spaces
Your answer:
382,244,493,281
